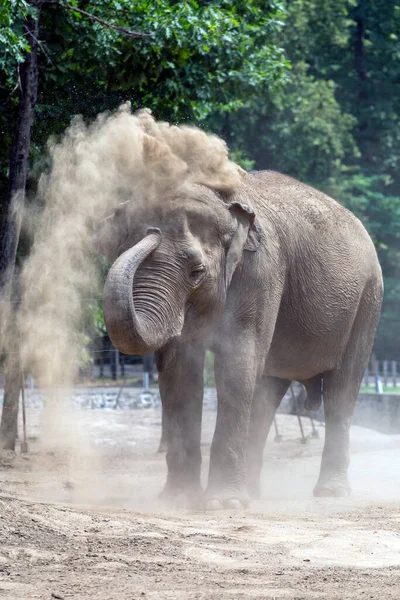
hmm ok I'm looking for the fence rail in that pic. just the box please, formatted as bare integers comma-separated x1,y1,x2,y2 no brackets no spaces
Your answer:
84,353,400,388
81,347,155,382
1,349,399,388
363,360,400,388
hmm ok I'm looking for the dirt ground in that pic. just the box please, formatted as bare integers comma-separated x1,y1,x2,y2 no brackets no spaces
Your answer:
1,404,400,600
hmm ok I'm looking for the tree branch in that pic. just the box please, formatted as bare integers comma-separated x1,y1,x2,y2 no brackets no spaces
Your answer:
58,2,152,38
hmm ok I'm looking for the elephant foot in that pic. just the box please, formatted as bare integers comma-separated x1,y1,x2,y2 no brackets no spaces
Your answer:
159,484,203,510
313,476,351,498
246,476,261,500
156,440,167,453
205,489,250,511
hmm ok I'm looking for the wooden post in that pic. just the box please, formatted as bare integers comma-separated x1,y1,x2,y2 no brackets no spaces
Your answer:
114,378,126,409
0,359,21,450
370,354,381,394
99,340,104,378
364,366,369,387
392,361,398,388
113,348,119,381
383,360,388,387
20,372,28,454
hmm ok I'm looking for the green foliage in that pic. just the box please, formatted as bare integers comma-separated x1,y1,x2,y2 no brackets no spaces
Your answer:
81,253,110,339
75,331,94,369
0,0,35,86
229,150,255,172
0,1,37,184
220,62,357,184
267,64,358,182
0,0,288,202
36,0,289,121
282,0,357,67
114,0,290,120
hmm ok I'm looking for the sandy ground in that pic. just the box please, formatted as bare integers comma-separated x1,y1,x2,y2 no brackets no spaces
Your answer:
1,404,400,600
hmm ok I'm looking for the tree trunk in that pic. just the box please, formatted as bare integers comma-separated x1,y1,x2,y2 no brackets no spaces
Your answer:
0,361,21,450
0,6,41,450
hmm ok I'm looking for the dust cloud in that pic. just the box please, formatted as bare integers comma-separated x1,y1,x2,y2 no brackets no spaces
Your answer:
3,103,242,498
17,102,242,389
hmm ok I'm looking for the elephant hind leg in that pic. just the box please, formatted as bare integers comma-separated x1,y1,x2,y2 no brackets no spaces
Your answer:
247,376,291,499
314,282,382,497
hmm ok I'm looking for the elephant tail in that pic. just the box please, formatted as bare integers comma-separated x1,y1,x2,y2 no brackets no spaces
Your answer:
304,375,323,411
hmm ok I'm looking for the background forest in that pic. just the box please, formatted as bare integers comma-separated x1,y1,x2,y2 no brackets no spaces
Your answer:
1,0,399,359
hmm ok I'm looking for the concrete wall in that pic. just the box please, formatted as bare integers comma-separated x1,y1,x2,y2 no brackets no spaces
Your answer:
353,393,400,434
279,391,400,435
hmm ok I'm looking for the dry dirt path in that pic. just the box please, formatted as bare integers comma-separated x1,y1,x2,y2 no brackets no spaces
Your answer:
1,407,400,600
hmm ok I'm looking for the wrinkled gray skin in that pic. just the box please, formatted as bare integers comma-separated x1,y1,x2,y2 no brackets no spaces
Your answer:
102,171,383,510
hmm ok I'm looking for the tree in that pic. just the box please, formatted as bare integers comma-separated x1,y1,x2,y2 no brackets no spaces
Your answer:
0,0,41,449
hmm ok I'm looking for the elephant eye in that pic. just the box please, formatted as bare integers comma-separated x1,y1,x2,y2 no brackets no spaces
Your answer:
189,264,206,284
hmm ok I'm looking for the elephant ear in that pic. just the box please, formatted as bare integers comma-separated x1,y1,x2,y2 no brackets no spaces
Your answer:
225,201,262,287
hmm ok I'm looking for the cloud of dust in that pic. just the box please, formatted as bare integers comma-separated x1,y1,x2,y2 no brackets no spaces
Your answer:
17,102,242,389
4,103,242,499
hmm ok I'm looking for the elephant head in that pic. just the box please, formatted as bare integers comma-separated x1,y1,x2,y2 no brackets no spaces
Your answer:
102,183,260,357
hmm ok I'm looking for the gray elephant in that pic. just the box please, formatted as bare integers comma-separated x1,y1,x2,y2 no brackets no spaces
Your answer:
102,170,383,509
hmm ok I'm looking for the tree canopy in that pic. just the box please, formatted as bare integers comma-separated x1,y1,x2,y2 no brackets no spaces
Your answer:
0,0,288,191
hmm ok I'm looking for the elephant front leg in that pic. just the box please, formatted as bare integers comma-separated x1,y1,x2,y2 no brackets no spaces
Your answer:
206,346,259,510
247,376,291,499
157,339,205,508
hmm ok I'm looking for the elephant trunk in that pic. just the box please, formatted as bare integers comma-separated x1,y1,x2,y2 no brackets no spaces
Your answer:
103,228,169,355
103,228,186,355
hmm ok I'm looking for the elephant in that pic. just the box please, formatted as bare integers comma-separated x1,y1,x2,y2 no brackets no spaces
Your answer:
102,170,383,509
